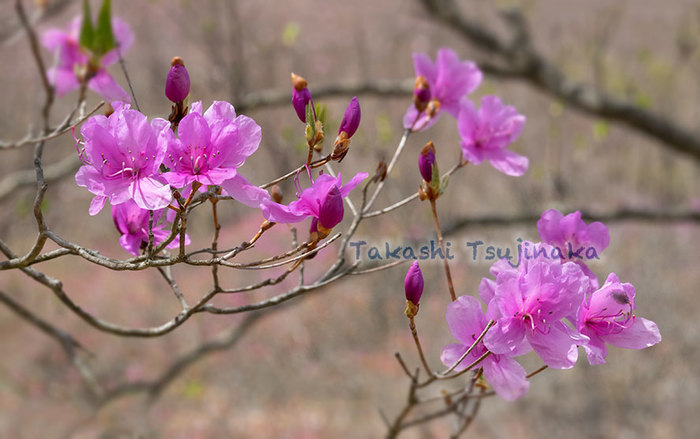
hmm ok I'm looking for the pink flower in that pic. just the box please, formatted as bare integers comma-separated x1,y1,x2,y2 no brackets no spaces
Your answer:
577,273,661,365
537,209,610,259
75,103,171,215
537,209,610,289
403,48,482,131
483,253,590,369
441,295,529,400
159,101,262,189
458,96,528,177
41,17,134,102
260,172,368,230
112,199,188,256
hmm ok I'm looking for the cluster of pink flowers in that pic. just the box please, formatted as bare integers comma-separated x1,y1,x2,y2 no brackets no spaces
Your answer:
406,48,528,177
434,209,660,400
54,14,366,256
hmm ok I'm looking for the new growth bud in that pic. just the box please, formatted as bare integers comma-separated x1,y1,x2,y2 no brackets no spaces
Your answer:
318,185,343,231
413,75,431,112
165,57,190,104
291,73,313,123
418,141,436,183
271,185,283,204
332,96,361,161
404,261,424,306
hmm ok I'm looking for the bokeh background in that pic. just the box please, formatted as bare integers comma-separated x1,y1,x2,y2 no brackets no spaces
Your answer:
1,0,699,437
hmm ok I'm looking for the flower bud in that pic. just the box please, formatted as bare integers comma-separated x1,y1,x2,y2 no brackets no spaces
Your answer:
413,75,431,112
419,141,436,182
404,261,424,305
318,185,344,230
338,96,361,138
291,72,313,123
165,57,190,103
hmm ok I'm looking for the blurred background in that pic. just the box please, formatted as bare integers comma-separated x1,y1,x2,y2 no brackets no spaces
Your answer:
1,0,699,437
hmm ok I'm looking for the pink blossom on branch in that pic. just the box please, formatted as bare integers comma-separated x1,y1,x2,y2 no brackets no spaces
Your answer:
577,273,661,365
112,199,189,256
458,96,528,177
75,104,171,215
41,17,134,102
441,295,530,400
403,48,482,131
483,253,590,369
158,101,262,189
260,172,368,231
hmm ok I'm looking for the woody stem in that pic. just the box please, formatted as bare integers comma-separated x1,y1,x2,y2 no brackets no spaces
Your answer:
409,316,434,378
430,199,456,301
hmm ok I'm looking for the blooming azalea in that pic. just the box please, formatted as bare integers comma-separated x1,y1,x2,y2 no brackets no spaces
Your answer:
403,48,482,131
458,96,528,177
260,172,368,231
75,103,171,215
483,251,590,369
112,199,189,256
42,17,134,102
441,295,530,400
537,209,610,288
577,273,661,365
158,101,261,189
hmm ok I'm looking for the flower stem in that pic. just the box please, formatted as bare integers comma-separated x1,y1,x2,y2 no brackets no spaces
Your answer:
409,316,434,378
429,199,456,301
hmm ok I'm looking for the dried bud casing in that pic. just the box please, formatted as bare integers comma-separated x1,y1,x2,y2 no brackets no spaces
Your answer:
165,57,190,103
404,261,424,306
271,185,283,204
419,141,436,183
291,73,312,123
413,75,431,112
372,160,388,183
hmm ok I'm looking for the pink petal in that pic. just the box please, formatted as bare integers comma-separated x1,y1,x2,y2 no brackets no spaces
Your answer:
413,52,438,85
485,149,529,177
445,295,486,346
221,173,271,208
88,69,131,103
528,322,580,369
260,199,308,224
604,317,661,350
89,195,107,216
482,356,529,401
130,177,172,211
440,343,472,373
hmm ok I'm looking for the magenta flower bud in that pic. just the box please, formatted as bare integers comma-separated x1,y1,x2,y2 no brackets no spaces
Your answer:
291,73,312,123
413,75,431,112
165,57,190,103
419,141,436,182
404,261,424,305
318,185,344,230
338,96,361,138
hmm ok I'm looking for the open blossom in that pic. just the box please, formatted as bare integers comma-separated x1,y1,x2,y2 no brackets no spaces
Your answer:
577,273,661,365
75,103,171,215
112,199,189,256
483,252,590,369
260,172,368,230
42,17,134,102
441,295,529,400
537,209,610,288
158,101,261,189
403,48,482,131
458,96,528,177
537,209,610,259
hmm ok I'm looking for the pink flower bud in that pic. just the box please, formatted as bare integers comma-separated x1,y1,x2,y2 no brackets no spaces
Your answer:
418,141,436,182
165,57,190,104
318,185,343,230
291,73,313,123
413,75,431,112
404,261,424,305
338,96,361,138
